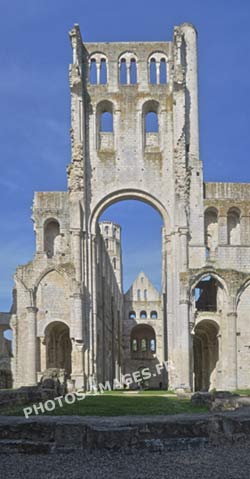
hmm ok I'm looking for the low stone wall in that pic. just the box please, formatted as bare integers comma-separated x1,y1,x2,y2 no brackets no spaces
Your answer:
0,387,55,409
1,410,250,453
191,391,250,411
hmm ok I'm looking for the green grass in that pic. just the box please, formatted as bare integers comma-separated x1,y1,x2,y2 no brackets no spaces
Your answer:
234,389,250,396
103,389,176,396
0,392,208,417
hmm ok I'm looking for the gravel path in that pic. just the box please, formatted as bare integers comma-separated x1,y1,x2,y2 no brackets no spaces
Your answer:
1,443,250,479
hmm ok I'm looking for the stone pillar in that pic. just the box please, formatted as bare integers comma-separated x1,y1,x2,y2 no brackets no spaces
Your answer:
71,292,83,341
179,297,192,391
156,60,160,84
26,306,38,386
40,336,46,372
179,227,188,271
72,230,82,282
96,61,101,84
189,321,195,391
71,339,85,390
90,235,97,377
224,310,237,390
165,233,174,388
10,314,17,387
126,63,130,84
218,214,227,245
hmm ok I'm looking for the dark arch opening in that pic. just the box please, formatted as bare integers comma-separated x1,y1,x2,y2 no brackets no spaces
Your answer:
193,320,219,391
44,219,60,258
45,321,72,377
130,324,156,359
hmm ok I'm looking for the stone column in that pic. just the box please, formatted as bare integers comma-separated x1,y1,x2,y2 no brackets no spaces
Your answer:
71,339,85,390
225,310,237,390
218,212,227,245
40,336,46,372
126,62,130,84
71,292,83,341
9,314,17,387
96,61,101,84
156,60,160,84
165,233,175,387
90,235,97,377
26,306,38,386
72,230,82,282
179,227,188,271
179,297,192,391
189,321,195,391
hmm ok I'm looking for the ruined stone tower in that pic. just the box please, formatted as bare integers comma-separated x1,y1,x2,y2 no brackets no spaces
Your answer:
2,23,250,392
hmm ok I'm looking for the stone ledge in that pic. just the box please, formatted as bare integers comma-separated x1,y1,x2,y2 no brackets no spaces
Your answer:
1,409,250,452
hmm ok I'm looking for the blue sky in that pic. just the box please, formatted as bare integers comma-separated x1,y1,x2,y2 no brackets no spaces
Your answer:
0,0,250,309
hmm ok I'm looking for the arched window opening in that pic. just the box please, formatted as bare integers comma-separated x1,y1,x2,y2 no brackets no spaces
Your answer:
150,338,156,352
160,58,167,84
204,208,218,255
132,339,138,352
150,58,157,84
141,338,147,352
105,239,109,249
130,59,137,84
100,58,107,84
120,58,127,84
140,311,147,319
137,289,141,301
129,311,136,319
89,54,108,85
104,225,109,235
145,112,158,133
149,53,168,84
144,289,147,300
150,311,158,319
227,209,240,245
90,59,97,84
44,219,60,258
143,100,160,150
100,111,113,132
113,227,117,238
113,257,117,270
97,100,114,150
195,276,218,312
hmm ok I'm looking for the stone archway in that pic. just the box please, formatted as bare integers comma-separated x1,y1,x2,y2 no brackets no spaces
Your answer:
130,324,156,360
45,322,72,377
193,320,219,391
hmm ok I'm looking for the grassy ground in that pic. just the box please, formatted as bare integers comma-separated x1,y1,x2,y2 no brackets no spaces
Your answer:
103,389,176,395
234,389,250,396
0,391,208,417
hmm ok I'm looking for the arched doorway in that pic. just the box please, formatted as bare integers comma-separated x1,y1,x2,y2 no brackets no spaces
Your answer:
193,320,219,391
45,322,72,377
98,198,164,292
92,196,166,386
